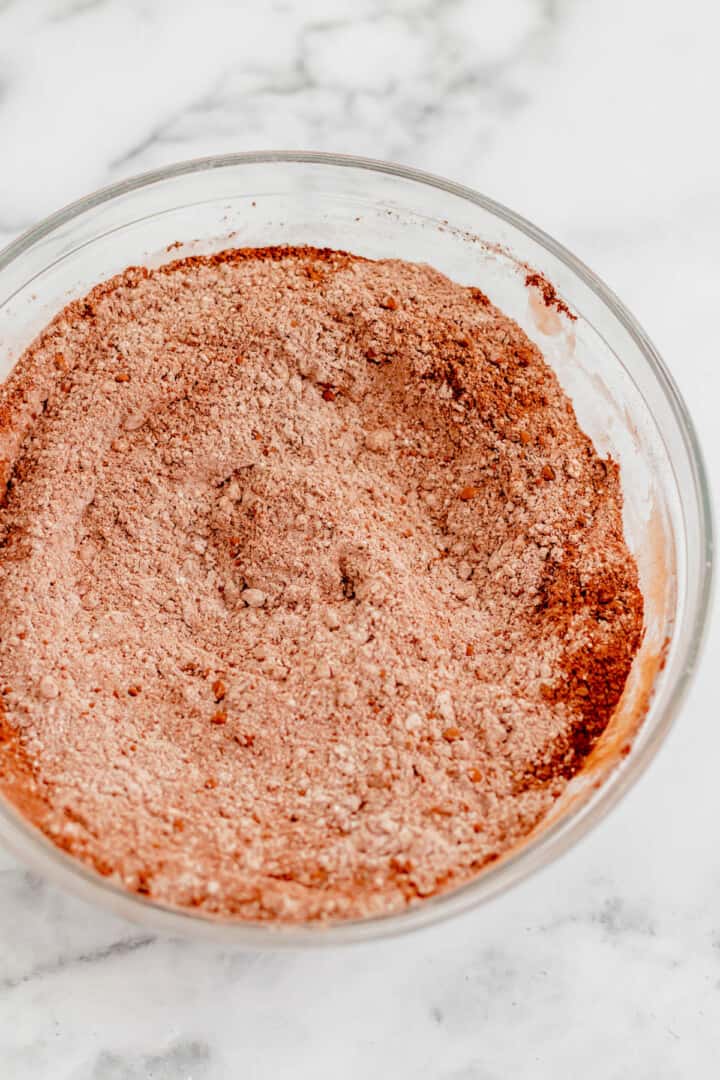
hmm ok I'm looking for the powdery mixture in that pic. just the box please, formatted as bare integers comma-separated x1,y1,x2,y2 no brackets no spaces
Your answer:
0,246,643,923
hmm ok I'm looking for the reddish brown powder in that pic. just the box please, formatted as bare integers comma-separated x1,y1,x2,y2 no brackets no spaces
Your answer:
524,270,577,322
0,246,643,923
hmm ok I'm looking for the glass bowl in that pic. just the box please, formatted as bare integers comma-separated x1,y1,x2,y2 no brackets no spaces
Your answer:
0,152,712,946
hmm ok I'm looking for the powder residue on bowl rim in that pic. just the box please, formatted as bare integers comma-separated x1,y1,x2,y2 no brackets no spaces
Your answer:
0,245,643,923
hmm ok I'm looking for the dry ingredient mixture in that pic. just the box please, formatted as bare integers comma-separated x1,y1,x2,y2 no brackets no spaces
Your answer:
0,246,643,923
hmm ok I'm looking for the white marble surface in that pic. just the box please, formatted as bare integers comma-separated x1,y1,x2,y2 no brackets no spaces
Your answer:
0,0,718,1076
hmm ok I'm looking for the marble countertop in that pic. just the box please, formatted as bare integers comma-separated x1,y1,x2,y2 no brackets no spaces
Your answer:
0,1,718,1076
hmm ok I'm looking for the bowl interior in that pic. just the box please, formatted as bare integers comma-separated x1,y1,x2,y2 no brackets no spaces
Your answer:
0,155,709,944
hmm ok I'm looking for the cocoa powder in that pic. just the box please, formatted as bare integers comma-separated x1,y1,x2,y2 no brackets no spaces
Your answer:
0,246,643,923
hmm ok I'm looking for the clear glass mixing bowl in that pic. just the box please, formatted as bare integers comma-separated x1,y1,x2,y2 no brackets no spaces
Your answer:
0,152,712,945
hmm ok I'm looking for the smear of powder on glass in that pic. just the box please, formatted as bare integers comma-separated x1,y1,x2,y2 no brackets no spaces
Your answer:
0,247,643,923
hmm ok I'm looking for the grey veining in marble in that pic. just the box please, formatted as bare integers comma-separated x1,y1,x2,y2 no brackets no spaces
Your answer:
0,0,719,1076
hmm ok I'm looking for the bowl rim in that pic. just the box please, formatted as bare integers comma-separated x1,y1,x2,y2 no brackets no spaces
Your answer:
0,149,713,946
